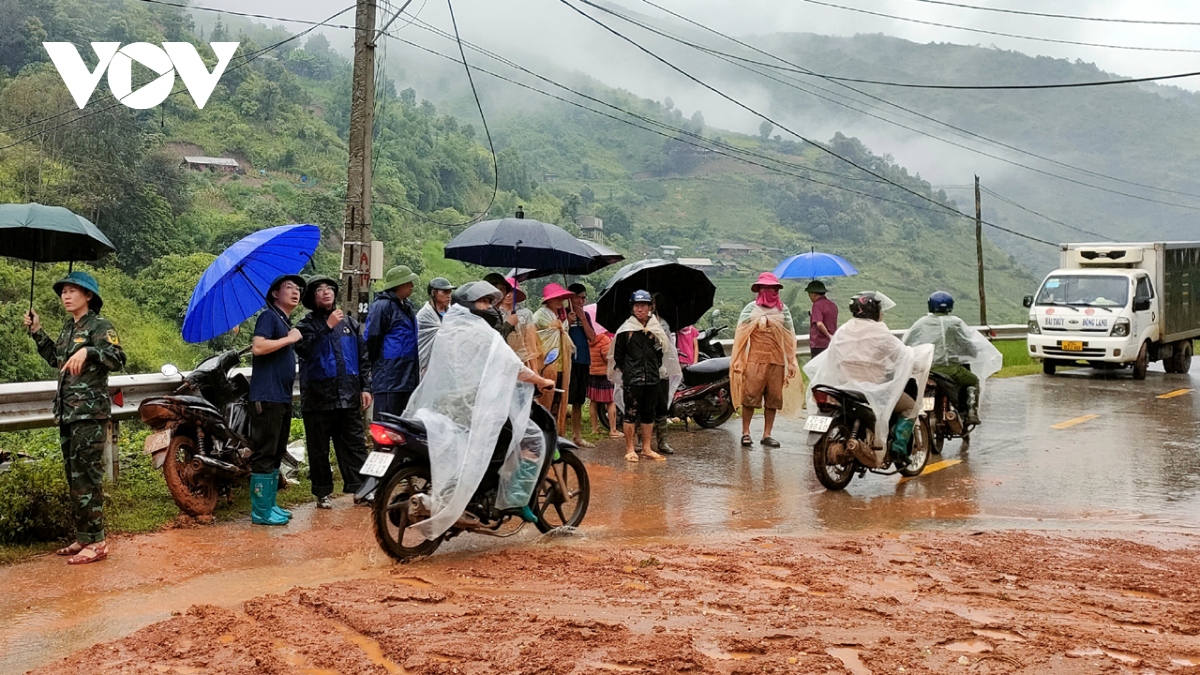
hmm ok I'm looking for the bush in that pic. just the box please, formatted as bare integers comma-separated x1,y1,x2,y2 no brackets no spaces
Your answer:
0,457,73,544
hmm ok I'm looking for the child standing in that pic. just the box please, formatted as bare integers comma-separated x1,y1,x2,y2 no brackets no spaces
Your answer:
588,329,622,439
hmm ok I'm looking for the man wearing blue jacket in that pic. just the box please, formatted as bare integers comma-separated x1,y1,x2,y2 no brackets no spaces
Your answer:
366,265,420,420
296,275,372,509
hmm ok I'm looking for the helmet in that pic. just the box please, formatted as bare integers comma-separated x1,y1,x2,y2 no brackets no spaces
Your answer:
630,289,653,305
849,292,883,321
928,291,954,314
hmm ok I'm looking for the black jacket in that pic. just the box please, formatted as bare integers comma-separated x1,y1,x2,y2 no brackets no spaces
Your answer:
295,310,372,411
613,329,663,387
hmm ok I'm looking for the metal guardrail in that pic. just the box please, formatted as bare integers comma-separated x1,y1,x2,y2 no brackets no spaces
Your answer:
716,323,1028,357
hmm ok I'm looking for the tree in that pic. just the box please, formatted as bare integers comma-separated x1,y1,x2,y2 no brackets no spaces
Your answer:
580,184,594,205
759,120,774,140
663,96,674,111
690,111,705,133
596,204,632,237
560,193,582,223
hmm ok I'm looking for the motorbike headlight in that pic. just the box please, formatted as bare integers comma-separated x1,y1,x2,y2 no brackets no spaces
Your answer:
1027,320,1041,335
1111,318,1130,338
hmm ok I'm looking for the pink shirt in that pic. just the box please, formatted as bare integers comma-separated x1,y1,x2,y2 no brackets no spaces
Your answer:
810,296,838,349
677,325,700,366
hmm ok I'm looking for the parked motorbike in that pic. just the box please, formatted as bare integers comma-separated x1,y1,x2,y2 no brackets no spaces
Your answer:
139,349,256,516
923,372,975,453
695,324,728,361
360,402,590,561
806,380,932,490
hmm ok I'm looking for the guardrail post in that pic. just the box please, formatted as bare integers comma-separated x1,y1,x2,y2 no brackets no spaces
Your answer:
103,420,119,482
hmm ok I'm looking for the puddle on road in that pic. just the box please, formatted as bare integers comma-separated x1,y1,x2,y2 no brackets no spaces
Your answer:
696,641,756,660
330,620,407,674
1121,589,1165,600
1172,656,1200,667
825,647,871,675
973,629,1026,642
943,640,994,653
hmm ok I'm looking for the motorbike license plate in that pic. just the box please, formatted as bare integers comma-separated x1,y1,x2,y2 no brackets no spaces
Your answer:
803,415,833,433
144,430,171,455
359,452,395,478
1061,341,1084,351
922,397,936,412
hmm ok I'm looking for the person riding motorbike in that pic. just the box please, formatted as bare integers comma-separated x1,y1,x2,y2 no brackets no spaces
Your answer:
902,292,986,425
803,291,932,464
402,280,556,539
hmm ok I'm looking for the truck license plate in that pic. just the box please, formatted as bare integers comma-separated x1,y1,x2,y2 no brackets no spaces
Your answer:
359,451,395,478
1062,341,1084,351
144,430,171,454
804,416,833,433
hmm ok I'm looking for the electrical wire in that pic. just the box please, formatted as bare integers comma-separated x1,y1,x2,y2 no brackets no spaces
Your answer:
134,0,360,30
904,0,1200,27
617,0,1200,209
556,0,1057,245
796,0,1200,54
979,186,1111,240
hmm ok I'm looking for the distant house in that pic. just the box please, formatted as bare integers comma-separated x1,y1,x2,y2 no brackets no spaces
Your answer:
543,173,560,183
659,245,682,259
717,242,755,259
678,257,715,272
182,156,241,174
576,215,603,241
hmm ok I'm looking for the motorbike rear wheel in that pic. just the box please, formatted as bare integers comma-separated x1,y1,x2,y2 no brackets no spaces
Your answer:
162,433,219,517
812,423,856,491
373,464,443,561
534,450,590,533
691,403,733,429
898,417,933,478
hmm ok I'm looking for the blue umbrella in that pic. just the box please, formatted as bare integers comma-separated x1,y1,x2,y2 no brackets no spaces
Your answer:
773,249,859,279
182,224,320,343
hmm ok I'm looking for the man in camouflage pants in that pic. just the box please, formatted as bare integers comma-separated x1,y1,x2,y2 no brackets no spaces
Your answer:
24,271,126,565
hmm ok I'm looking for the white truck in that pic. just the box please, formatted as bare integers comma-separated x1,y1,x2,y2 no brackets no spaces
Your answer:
1025,242,1200,379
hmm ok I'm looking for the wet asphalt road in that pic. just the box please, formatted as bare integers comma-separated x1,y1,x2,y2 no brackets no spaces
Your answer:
3,363,1199,673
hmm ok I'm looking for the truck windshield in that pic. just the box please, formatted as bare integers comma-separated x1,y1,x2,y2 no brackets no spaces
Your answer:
1035,275,1129,308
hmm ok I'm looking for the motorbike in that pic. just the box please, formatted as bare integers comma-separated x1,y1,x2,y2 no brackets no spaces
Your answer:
806,379,932,490
359,402,590,561
923,372,976,453
138,350,257,516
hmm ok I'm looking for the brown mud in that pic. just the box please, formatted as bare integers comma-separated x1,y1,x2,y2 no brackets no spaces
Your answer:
30,530,1200,674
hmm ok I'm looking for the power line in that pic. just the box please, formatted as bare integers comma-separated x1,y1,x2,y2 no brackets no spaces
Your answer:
905,0,1200,27
628,0,1200,206
556,0,1057,245
796,0,1200,54
134,0,360,30
979,186,1110,240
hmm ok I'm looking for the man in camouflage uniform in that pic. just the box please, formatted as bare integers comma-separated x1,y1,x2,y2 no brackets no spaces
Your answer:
24,271,126,565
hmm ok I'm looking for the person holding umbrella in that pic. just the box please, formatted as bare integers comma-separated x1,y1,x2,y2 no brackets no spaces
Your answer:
533,283,576,424
366,265,420,420
611,290,670,462
23,271,125,564
248,273,305,526
731,273,803,448
806,280,838,358
417,277,455,375
295,275,372,509
490,275,541,374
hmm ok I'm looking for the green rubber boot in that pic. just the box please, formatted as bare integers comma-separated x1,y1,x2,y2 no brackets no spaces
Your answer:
890,418,915,464
271,471,292,520
251,473,289,526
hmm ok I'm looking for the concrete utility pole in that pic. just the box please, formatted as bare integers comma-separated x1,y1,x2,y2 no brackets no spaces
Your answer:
339,0,377,319
975,175,988,326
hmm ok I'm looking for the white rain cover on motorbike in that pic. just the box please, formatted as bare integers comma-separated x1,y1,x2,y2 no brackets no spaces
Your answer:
901,314,1003,398
404,304,534,540
606,315,683,416
804,317,934,444
495,418,548,510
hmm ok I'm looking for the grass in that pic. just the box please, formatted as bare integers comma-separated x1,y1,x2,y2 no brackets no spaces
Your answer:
993,339,1040,378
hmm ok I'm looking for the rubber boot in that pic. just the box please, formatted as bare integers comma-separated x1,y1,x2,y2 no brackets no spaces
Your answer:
654,418,675,455
271,471,292,520
965,387,981,426
890,418,915,465
251,473,289,526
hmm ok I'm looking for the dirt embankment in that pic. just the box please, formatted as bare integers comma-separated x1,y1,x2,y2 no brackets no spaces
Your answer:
32,531,1200,674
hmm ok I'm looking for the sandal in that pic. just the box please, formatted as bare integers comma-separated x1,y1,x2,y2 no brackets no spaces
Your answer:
67,542,108,565
608,431,625,439
56,542,84,556
625,451,640,462
761,437,781,448
573,438,596,449
741,434,753,447
641,450,667,461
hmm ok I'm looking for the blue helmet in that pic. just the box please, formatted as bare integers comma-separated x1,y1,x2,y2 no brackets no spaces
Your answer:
928,291,954,314
630,289,653,305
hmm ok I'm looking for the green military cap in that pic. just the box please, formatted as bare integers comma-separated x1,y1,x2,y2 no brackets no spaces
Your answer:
53,271,103,311
302,274,339,310
379,265,418,291
805,280,828,294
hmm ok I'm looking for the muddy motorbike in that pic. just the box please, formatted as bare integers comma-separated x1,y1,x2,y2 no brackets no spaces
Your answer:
806,380,932,490
923,372,976,454
360,402,590,561
139,350,257,516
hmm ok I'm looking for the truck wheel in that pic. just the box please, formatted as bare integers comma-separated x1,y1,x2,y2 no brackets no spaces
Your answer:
1167,340,1193,374
1042,360,1057,376
1132,343,1149,381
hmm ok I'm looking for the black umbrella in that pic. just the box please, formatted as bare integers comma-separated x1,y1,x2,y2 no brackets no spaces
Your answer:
508,238,625,282
443,210,594,271
595,259,716,330
0,203,116,311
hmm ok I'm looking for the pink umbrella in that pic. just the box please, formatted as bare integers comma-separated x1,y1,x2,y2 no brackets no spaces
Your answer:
583,303,611,335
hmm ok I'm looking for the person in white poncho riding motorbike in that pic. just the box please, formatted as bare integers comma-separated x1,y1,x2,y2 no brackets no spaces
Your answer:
402,281,555,540
803,291,933,464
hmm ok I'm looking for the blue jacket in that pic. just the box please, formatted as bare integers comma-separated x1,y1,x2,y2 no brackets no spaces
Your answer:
365,291,420,394
295,310,372,412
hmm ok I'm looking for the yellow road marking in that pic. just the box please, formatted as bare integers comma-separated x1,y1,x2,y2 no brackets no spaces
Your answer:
898,458,962,483
1051,414,1099,430
1157,388,1194,399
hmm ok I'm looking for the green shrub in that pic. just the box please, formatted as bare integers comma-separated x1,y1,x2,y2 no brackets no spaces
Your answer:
0,457,73,544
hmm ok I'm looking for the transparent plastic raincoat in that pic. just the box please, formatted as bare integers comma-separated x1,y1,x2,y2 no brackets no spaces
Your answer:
901,314,1003,397
804,294,933,445
403,305,546,540
730,302,806,418
416,301,443,374
607,314,683,415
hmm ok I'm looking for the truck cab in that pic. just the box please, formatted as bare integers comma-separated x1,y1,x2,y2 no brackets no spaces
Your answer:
1025,243,1196,379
